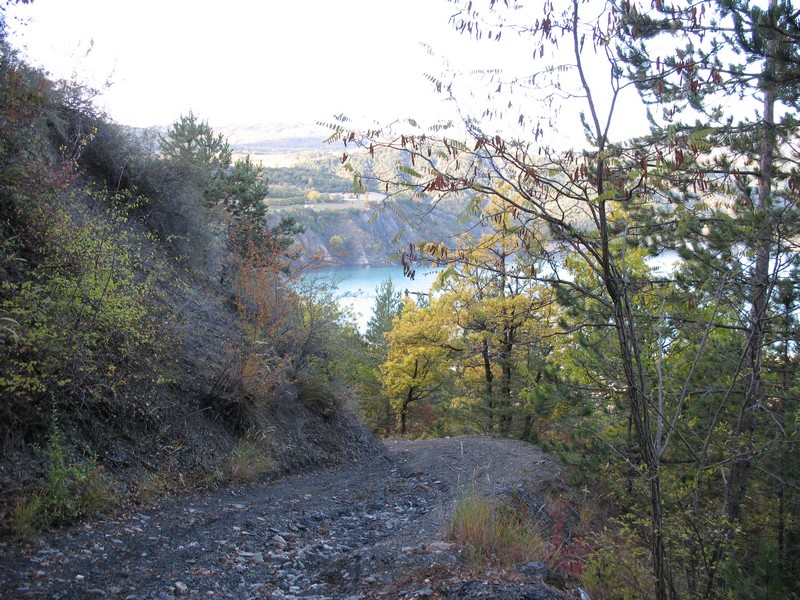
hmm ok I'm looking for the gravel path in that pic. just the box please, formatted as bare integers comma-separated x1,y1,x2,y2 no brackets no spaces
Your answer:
0,436,571,599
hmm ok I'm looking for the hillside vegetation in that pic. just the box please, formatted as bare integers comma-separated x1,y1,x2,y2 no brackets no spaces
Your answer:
0,20,382,534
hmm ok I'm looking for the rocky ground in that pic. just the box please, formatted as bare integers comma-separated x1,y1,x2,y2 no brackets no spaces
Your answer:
0,436,587,599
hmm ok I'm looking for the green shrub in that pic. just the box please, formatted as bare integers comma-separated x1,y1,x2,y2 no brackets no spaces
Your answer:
1,188,161,440
11,418,117,535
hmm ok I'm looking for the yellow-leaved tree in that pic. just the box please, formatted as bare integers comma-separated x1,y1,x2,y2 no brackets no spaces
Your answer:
379,297,454,435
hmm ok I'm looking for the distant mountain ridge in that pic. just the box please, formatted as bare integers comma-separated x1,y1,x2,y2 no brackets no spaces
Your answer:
218,122,333,154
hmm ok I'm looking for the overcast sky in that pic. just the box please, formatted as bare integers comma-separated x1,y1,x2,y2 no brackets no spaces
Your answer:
6,0,658,148
6,0,477,129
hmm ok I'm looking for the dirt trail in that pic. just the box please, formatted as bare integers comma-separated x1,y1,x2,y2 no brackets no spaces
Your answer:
0,436,571,599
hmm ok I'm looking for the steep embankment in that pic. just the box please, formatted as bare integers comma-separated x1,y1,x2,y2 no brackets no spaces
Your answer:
0,97,381,532
0,176,384,529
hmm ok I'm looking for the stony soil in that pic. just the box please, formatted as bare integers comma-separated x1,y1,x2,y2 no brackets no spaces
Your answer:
0,436,582,600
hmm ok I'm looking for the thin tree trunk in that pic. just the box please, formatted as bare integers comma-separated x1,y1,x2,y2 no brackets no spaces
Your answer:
500,326,514,435
569,0,667,588
611,286,667,600
482,337,494,430
725,0,777,526
384,398,393,437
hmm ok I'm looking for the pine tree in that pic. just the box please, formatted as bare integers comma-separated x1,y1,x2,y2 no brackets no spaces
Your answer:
365,278,403,352
617,2,800,591
159,111,231,206
357,278,404,434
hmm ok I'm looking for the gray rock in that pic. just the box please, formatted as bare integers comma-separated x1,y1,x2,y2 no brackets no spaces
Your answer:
520,561,551,580
173,580,189,596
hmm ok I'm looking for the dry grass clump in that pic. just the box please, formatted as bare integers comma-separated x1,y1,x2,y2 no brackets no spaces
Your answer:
446,486,548,567
226,435,276,483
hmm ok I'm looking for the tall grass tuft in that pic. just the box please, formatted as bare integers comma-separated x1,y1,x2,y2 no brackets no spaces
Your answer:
226,435,276,483
446,486,548,567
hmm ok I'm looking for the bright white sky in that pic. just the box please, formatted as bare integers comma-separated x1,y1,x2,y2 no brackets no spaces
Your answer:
7,0,474,128
6,0,652,144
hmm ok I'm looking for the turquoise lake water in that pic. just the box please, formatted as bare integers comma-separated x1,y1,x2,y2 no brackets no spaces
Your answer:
322,251,680,332
320,264,443,331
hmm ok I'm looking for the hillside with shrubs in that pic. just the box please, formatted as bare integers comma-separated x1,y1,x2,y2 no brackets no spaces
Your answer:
0,19,381,534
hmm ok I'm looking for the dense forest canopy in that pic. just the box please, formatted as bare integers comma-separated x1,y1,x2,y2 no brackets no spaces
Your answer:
1,1,799,598
325,0,800,597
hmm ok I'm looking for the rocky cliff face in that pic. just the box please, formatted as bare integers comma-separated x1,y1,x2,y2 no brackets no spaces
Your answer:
287,198,477,267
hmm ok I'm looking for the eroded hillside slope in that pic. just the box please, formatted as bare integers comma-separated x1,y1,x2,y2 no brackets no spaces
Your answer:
0,44,382,533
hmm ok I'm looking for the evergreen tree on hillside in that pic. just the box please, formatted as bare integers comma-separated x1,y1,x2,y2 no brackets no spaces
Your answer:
617,2,800,591
159,111,231,205
222,155,268,222
365,278,403,351
358,278,404,434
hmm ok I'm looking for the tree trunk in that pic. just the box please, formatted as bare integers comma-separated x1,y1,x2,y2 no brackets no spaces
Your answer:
384,398,394,437
725,0,777,527
482,337,494,430
600,192,667,599
400,389,414,435
400,403,408,435
499,323,514,435
612,289,667,600
498,250,513,434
